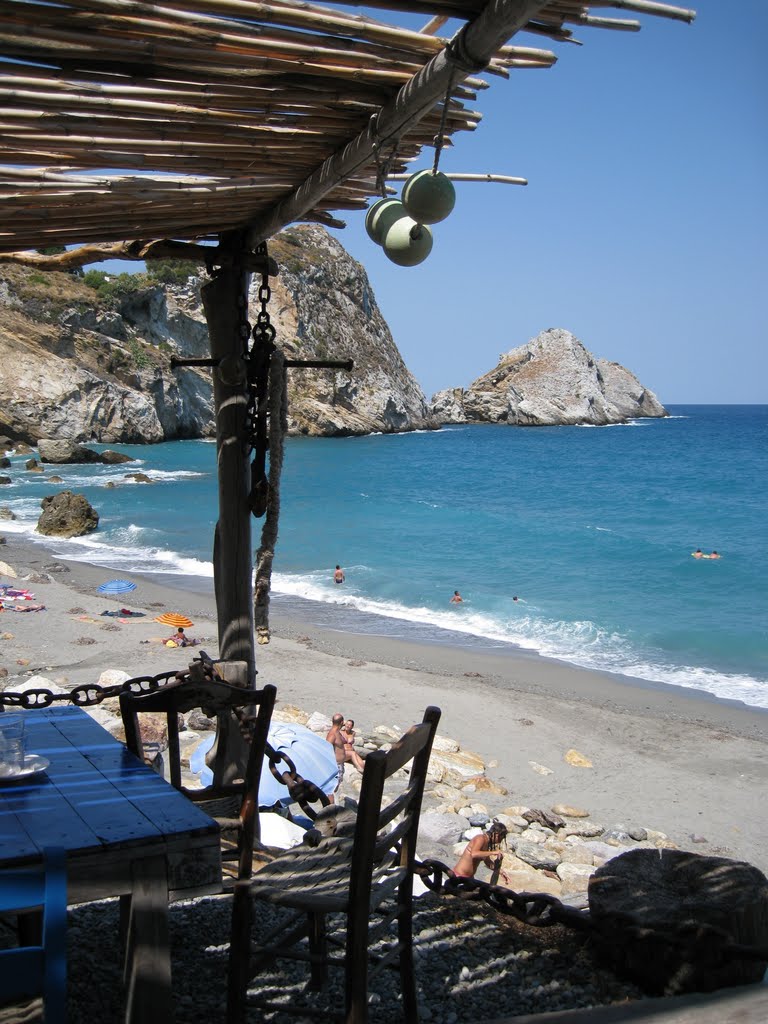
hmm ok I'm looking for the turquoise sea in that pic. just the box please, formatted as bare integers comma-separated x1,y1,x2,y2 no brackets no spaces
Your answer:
2,405,767,709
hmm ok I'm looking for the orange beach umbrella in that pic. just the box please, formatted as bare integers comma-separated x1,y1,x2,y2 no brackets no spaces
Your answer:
154,612,194,629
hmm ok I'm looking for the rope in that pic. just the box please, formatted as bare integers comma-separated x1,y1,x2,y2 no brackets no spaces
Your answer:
432,68,456,175
253,349,287,645
370,114,401,199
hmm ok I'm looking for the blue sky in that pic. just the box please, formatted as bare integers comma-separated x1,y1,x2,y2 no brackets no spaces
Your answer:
330,0,766,404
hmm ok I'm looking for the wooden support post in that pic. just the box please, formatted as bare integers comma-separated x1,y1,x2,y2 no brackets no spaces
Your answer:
201,253,255,680
201,250,256,785
124,856,173,1024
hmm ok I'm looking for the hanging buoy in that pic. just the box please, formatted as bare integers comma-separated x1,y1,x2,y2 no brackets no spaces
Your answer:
382,216,433,267
365,198,407,245
402,169,456,225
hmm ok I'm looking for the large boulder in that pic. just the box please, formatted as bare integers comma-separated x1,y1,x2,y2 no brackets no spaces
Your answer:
430,328,667,426
38,439,134,465
38,439,104,464
99,449,134,464
589,849,768,994
37,490,99,537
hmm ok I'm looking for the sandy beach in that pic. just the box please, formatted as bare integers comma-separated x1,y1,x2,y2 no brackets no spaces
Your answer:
1,530,767,876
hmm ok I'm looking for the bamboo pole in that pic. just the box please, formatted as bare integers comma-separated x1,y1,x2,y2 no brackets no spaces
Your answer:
587,1,695,21
388,172,528,184
245,0,551,245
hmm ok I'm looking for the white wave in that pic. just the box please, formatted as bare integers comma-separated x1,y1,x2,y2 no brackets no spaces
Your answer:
357,429,435,439
271,572,768,709
617,661,768,710
5,525,214,579
576,421,646,429
0,516,38,536
133,469,207,481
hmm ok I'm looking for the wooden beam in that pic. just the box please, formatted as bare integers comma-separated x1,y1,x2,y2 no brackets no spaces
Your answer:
201,249,255,684
0,238,276,272
245,0,551,245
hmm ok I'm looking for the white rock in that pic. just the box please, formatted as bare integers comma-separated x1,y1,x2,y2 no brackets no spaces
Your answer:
419,812,470,846
528,761,554,776
304,711,331,733
582,840,627,866
13,675,65,694
374,725,402,739
556,862,596,895
562,821,604,839
429,749,485,779
431,735,460,753
97,668,131,688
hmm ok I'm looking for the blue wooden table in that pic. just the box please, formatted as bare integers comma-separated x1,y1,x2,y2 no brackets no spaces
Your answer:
0,706,222,1023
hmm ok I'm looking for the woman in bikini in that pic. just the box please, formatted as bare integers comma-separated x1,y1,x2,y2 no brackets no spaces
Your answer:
341,719,366,772
452,822,508,879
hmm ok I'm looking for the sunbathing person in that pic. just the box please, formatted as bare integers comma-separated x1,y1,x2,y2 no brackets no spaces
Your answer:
340,719,366,772
165,626,197,647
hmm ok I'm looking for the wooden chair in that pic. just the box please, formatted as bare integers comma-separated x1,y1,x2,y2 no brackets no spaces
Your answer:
227,705,441,1024
119,678,276,882
0,848,67,1024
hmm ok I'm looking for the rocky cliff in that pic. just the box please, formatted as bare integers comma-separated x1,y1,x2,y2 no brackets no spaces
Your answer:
430,328,667,426
0,225,434,444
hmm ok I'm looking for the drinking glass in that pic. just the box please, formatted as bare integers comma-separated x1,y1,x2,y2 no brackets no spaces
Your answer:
0,714,26,776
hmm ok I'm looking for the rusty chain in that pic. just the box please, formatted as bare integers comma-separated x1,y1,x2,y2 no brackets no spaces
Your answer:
245,240,276,518
0,660,329,818
413,859,768,967
415,858,593,932
0,669,181,709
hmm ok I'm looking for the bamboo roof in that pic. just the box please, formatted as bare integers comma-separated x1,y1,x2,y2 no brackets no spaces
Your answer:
0,0,696,263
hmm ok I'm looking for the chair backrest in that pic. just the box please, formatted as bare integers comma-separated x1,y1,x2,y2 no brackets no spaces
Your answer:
347,706,441,924
0,847,67,1024
119,678,276,874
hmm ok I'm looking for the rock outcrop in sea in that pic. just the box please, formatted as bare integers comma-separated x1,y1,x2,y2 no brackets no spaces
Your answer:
0,225,434,444
431,328,667,426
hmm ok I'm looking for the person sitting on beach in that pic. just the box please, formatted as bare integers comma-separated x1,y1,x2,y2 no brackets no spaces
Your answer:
326,712,347,803
450,590,463,604
166,626,196,648
452,821,508,880
333,564,345,584
340,719,366,772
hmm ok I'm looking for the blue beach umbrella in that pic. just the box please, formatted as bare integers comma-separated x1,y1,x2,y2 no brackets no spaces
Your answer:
190,723,339,807
97,579,137,595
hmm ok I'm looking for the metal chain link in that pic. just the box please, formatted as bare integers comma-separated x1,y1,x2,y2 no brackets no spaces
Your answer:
0,669,182,709
245,241,276,517
413,859,768,966
0,664,328,817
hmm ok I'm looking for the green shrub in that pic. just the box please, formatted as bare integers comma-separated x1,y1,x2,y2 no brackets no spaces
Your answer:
127,337,152,370
82,270,148,304
146,259,200,285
